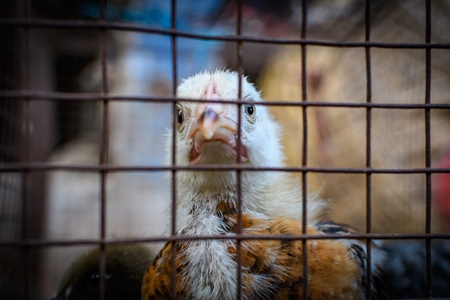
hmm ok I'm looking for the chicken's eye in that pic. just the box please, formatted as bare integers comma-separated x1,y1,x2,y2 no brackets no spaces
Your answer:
245,104,256,118
177,109,184,126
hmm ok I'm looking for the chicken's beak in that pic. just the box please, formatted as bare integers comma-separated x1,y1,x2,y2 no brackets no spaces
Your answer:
189,105,237,140
198,108,227,139
188,76,237,140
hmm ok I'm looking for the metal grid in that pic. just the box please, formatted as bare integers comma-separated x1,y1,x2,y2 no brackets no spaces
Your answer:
1,0,450,299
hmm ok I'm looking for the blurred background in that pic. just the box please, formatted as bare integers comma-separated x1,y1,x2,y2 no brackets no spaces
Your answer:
1,0,450,299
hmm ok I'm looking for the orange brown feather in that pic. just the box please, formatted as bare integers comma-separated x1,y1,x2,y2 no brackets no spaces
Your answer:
142,205,368,299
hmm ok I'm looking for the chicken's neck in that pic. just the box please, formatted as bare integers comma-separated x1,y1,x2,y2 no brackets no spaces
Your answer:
175,187,237,232
174,169,323,231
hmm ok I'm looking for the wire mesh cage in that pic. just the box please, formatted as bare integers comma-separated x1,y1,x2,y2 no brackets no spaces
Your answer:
1,0,450,299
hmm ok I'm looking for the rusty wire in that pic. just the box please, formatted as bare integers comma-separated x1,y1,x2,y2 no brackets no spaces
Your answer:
19,0,31,297
424,0,433,296
2,90,450,110
1,18,450,49
1,231,450,249
1,163,450,174
364,0,373,297
235,0,244,298
98,0,109,298
300,0,309,298
1,0,450,299
169,0,178,299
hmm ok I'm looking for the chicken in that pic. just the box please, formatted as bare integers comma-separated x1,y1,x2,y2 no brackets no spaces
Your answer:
52,244,155,300
141,70,381,299
377,241,450,298
0,248,23,300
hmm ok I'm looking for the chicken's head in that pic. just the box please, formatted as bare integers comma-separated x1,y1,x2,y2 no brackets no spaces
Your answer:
169,70,284,169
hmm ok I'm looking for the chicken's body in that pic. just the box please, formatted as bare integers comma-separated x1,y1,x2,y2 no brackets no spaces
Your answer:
142,70,377,299
143,207,369,299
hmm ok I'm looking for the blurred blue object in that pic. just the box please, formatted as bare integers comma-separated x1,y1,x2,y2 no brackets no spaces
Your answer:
94,0,228,82
80,0,226,29
84,1,228,168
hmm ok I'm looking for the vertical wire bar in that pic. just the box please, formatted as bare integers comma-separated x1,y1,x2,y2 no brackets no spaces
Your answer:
20,0,31,297
170,0,178,299
235,0,243,298
20,0,30,239
98,0,109,299
424,0,432,297
300,1,309,299
364,0,372,298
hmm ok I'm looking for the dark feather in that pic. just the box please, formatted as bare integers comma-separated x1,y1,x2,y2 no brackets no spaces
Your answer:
377,241,450,299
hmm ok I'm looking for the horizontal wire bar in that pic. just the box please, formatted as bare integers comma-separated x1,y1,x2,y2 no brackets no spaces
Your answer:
1,18,450,49
1,162,450,174
1,232,450,248
1,90,450,109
